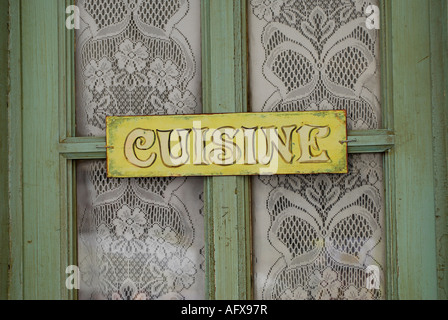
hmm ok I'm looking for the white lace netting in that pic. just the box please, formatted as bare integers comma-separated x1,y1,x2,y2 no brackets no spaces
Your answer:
249,0,385,300
75,0,385,301
75,0,204,300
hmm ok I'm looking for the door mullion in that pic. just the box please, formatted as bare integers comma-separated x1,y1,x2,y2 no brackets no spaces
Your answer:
201,0,252,300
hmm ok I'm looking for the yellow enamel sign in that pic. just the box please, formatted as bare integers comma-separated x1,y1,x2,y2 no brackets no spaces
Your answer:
106,111,348,178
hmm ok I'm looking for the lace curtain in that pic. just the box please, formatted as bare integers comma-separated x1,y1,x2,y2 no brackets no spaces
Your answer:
74,0,385,301
248,0,386,300
75,0,205,300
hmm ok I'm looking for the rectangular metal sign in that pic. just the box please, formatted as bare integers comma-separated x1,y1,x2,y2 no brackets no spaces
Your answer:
106,111,348,178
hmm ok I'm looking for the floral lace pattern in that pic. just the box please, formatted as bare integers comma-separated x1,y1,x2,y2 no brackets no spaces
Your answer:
76,0,201,135
76,0,204,300
249,0,385,300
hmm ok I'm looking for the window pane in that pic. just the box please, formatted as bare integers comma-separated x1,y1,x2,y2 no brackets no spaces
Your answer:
77,161,205,300
75,0,202,136
75,0,205,300
248,0,385,300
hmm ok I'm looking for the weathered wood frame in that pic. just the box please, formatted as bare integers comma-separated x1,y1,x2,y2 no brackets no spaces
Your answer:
0,0,10,300
4,0,446,300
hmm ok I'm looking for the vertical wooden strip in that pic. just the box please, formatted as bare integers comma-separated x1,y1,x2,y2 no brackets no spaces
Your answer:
235,1,253,299
201,0,215,300
202,0,251,300
0,0,10,300
8,0,24,300
391,0,438,299
58,0,77,300
381,0,399,300
59,156,77,300
430,0,448,300
59,0,75,141
21,0,62,299
64,4,78,290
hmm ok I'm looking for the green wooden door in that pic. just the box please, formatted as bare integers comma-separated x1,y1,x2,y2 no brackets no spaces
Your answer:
2,0,447,300
0,0,10,301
